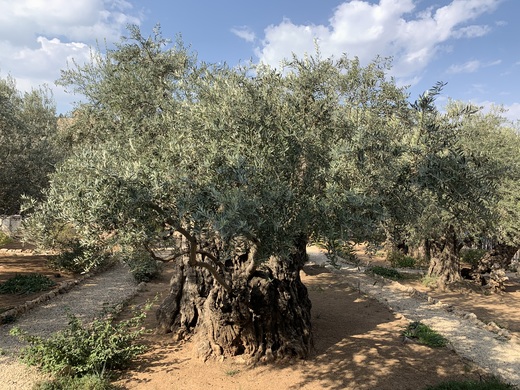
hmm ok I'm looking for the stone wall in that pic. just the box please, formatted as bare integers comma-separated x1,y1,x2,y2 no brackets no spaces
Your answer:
0,215,22,236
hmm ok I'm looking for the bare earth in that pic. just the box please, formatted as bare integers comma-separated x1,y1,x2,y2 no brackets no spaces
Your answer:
115,265,483,390
1,243,519,389
0,243,76,312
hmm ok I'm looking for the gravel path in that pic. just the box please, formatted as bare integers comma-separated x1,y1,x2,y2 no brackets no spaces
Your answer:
0,262,138,390
1,249,519,389
307,247,520,387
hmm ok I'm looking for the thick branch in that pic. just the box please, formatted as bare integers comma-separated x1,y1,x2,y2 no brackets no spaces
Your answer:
143,242,165,262
145,202,231,292
176,226,232,293
197,250,225,271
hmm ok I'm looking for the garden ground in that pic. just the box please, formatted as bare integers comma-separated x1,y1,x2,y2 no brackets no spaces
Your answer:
1,242,519,389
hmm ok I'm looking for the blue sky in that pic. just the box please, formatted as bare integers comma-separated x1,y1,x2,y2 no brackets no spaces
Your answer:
0,0,519,121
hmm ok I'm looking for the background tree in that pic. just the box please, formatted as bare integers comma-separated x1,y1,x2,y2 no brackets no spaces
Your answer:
396,84,500,288
0,75,60,215
453,106,520,290
26,26,410,361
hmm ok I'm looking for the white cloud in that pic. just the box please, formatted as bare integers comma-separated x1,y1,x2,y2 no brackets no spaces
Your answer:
0,0,140,46
447,58,501,73
255,0,499,83
231,26,256,43
448,60,481,73
0,0,142,113
452,24,491,38
477,100,520,122
501,102,520,123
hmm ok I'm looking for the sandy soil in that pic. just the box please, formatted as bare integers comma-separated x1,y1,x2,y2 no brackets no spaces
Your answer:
1,242,519,389
0,243,76,313
114,262,486,390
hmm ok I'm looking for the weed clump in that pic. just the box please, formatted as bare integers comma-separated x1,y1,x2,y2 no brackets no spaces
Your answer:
0,274,56,295
10,304,151,381
366,265,403,280
387,251,418,268
403,321,448,348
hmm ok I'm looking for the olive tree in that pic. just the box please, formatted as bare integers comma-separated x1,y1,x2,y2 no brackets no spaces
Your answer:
399,85,502,287
453,107,520,290
26,26,410,361
0,76,59,215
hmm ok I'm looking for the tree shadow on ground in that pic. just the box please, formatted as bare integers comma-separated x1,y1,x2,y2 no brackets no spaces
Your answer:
113,262,489,390
278,270,483,390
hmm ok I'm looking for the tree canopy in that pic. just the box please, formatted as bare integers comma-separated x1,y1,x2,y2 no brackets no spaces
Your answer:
22,25,520,359
0,76,59,215
29,26,411,271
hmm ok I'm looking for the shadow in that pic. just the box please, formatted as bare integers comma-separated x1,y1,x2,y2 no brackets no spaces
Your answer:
111,250,496,389
504,283,520,293
263,271,487,390
303,264,332,276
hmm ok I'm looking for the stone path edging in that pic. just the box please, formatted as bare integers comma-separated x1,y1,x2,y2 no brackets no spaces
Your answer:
307,247,520,386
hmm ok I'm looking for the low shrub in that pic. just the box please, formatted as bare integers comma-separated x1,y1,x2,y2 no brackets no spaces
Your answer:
403,321,448,348
33,374,119,390
424,377,516,390
48,241,110,274
387,251,417,268
365,266,402,280
0,274,56,294
315,239,357,268
460,248,487,268
421,274,439,288
0,231,12,247
10,305,150,378
123,249,162,283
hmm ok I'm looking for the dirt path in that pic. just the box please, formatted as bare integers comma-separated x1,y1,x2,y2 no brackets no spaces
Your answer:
0,262,138,389
0,247,519,389
116,266,482,390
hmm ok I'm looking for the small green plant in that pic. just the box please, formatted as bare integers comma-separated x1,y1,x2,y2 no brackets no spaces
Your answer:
421,274,438,288
459,248,487,268
49,241,110,273
314,238,356,268
0,273,56,294
424,377,516,390
0,231,13,247
387,251,417,268
10,304,151,378
123,249,162,283
225,369,241,377
403,321,448,348
33,374,119,390
365,265,402,280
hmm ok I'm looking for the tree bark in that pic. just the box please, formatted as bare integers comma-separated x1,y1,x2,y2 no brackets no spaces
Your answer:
472,243,518,292
427,226,461,288
156,240,313,362
408,239,431,263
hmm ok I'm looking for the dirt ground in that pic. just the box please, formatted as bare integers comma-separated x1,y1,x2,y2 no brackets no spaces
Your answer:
1,242,518,389
0,242,76,313
353,246,520,338
114,262,487,390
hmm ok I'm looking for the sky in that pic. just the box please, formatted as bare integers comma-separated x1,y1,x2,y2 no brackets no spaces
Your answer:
0,0,519,121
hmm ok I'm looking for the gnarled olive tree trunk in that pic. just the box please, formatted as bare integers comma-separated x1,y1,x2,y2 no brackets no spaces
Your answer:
156,242,313,362
427,226,462,288
472,243,518,292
